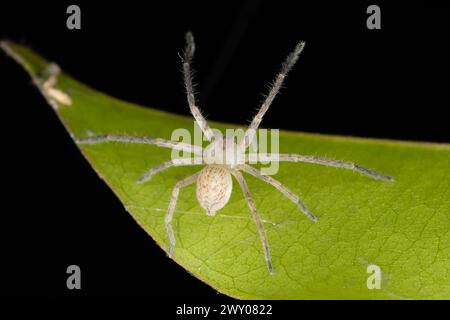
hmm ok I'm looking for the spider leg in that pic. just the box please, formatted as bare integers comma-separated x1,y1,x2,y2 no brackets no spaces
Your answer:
76,134,203,155
137,157,204,184
232,170,273,274
165,171,200,258
240,164,317,222
182,32,218,141
249,153,394,182
242,41,306,150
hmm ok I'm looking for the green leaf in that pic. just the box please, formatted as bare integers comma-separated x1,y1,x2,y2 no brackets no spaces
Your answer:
3,41,450,300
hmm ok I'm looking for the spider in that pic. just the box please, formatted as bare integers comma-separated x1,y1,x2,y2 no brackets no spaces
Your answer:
77,32,394,274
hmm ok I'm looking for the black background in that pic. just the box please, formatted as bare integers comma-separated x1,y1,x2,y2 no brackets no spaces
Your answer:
3,0,449,303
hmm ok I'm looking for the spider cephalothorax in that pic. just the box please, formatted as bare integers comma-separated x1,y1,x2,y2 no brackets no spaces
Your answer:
202,135,246,167
77,32,393,274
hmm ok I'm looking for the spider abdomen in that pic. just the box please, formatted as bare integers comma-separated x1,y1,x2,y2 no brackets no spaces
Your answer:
196,165,232,216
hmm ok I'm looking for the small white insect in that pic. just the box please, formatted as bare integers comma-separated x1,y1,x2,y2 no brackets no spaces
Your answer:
77,32,394,274
40,63,73,107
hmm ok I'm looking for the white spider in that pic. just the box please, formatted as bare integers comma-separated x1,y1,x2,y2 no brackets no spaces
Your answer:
77,32,394,274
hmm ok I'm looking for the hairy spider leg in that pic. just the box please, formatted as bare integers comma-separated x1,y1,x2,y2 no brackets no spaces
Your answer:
165,172,201,258
242,41,306,150
240,164,317,222
182,32,218,141
76,134,204,155
249,153,394,182
232,170,273,274
137,157,204,184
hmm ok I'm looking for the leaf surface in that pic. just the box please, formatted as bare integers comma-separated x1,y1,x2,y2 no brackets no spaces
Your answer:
3,41,450,299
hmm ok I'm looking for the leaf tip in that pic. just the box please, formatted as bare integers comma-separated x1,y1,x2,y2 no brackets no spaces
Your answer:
0,39,10,49
0,40,17,60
